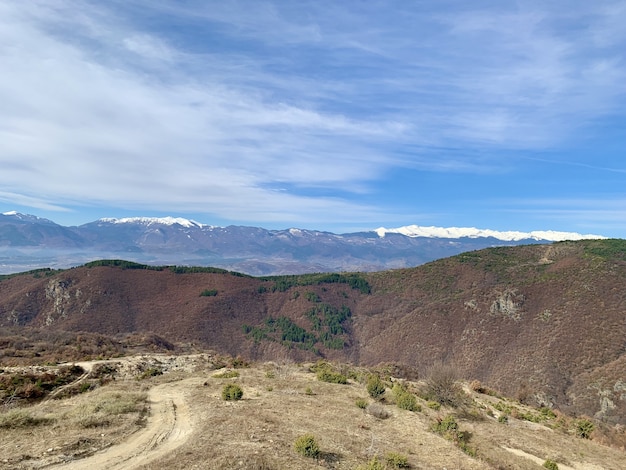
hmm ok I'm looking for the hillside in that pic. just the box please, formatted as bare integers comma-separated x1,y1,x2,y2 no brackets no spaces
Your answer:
1,355,624,469
1,240,625,425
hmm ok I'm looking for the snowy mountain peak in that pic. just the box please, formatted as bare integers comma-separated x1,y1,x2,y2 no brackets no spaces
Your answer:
1,211,55,224
374,225,607,242
98,216,205,229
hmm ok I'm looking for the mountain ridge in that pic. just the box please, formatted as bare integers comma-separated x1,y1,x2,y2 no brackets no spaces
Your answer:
0,211,610,275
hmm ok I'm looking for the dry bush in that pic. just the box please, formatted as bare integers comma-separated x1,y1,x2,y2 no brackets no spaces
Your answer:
367,403,391,419
63,390,148,428
422,362,467,408
0,407,53,428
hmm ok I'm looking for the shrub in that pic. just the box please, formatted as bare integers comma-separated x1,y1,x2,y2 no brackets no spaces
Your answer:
139,367,163,379
427,401,441,411
316,369,347,384
469,380,485,393
305,387,314,396
422,362,467,408
0,408,52,428
366,375,386,400
200,289,218,297
355,398,368,409
543,459,559,470
294,433,320,458
498,414,508,424
575,418,594,439
358,456,385,470
396,391,420,412
431,415,475,456
213,370,240,379
222,383,243,401
367,403,391,419
385,451,410,468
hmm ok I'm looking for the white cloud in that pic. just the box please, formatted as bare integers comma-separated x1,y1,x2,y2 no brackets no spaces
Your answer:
0,1,625,230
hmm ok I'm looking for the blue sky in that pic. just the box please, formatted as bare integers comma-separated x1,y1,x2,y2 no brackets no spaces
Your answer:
1,1,625,236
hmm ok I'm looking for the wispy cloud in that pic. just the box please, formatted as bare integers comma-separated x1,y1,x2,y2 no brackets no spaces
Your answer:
0,1,624,232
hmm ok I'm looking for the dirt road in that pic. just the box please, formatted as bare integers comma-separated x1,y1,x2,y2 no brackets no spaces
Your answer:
50,377,202,470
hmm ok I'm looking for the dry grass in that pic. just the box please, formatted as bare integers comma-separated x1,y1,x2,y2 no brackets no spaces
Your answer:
1,355,625,470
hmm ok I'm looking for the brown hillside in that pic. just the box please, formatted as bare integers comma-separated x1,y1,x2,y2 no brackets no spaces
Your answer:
1,240,625,424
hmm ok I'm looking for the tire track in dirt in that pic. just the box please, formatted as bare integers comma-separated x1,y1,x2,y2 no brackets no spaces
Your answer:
50,377,202,470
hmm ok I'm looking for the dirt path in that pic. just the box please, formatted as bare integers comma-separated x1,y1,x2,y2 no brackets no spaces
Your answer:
50,377,202,470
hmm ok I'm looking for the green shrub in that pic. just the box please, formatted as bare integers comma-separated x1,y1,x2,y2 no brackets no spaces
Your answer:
367,375,386,400
213,370,240,379
200,289,218,297
355,398,368,409
575,418,594,439
431,415,475,456
543,459,559,470
222,383,244,401
359,456,385,470
427,401,441,411
498,414,508,424
139,367,163,379
305,387,314,396
294,433,320,458
316,369,347,384
385,451,410,468
396,391,420,412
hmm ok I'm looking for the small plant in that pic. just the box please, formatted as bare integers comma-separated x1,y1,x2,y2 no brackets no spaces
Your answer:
360,456,385,470
575,418,594,439
222,383,243,401
498,414,508,424
305,291,321,302
294,433,320,458
392,384,420,411
355,398,368,409
543,459,559,470
385,451,410,468
200,289,218,297
427,401,441,411
305,386,314,396
367,403,391,419
396,392,420,412
367,374,386,400
316,369,348,384
139,367,163,380
431,414,475,456
469,379,484,393
212,370,240,379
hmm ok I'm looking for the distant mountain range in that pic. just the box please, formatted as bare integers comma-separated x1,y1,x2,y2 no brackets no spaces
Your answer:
0,211,606,275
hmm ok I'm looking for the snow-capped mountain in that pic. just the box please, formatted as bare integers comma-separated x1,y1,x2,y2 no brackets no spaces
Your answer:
97,217,207,229
374,225,607,242
0,212,609,275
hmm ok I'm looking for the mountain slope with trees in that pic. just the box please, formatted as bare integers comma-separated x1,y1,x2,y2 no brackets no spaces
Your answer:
1,240,625,425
